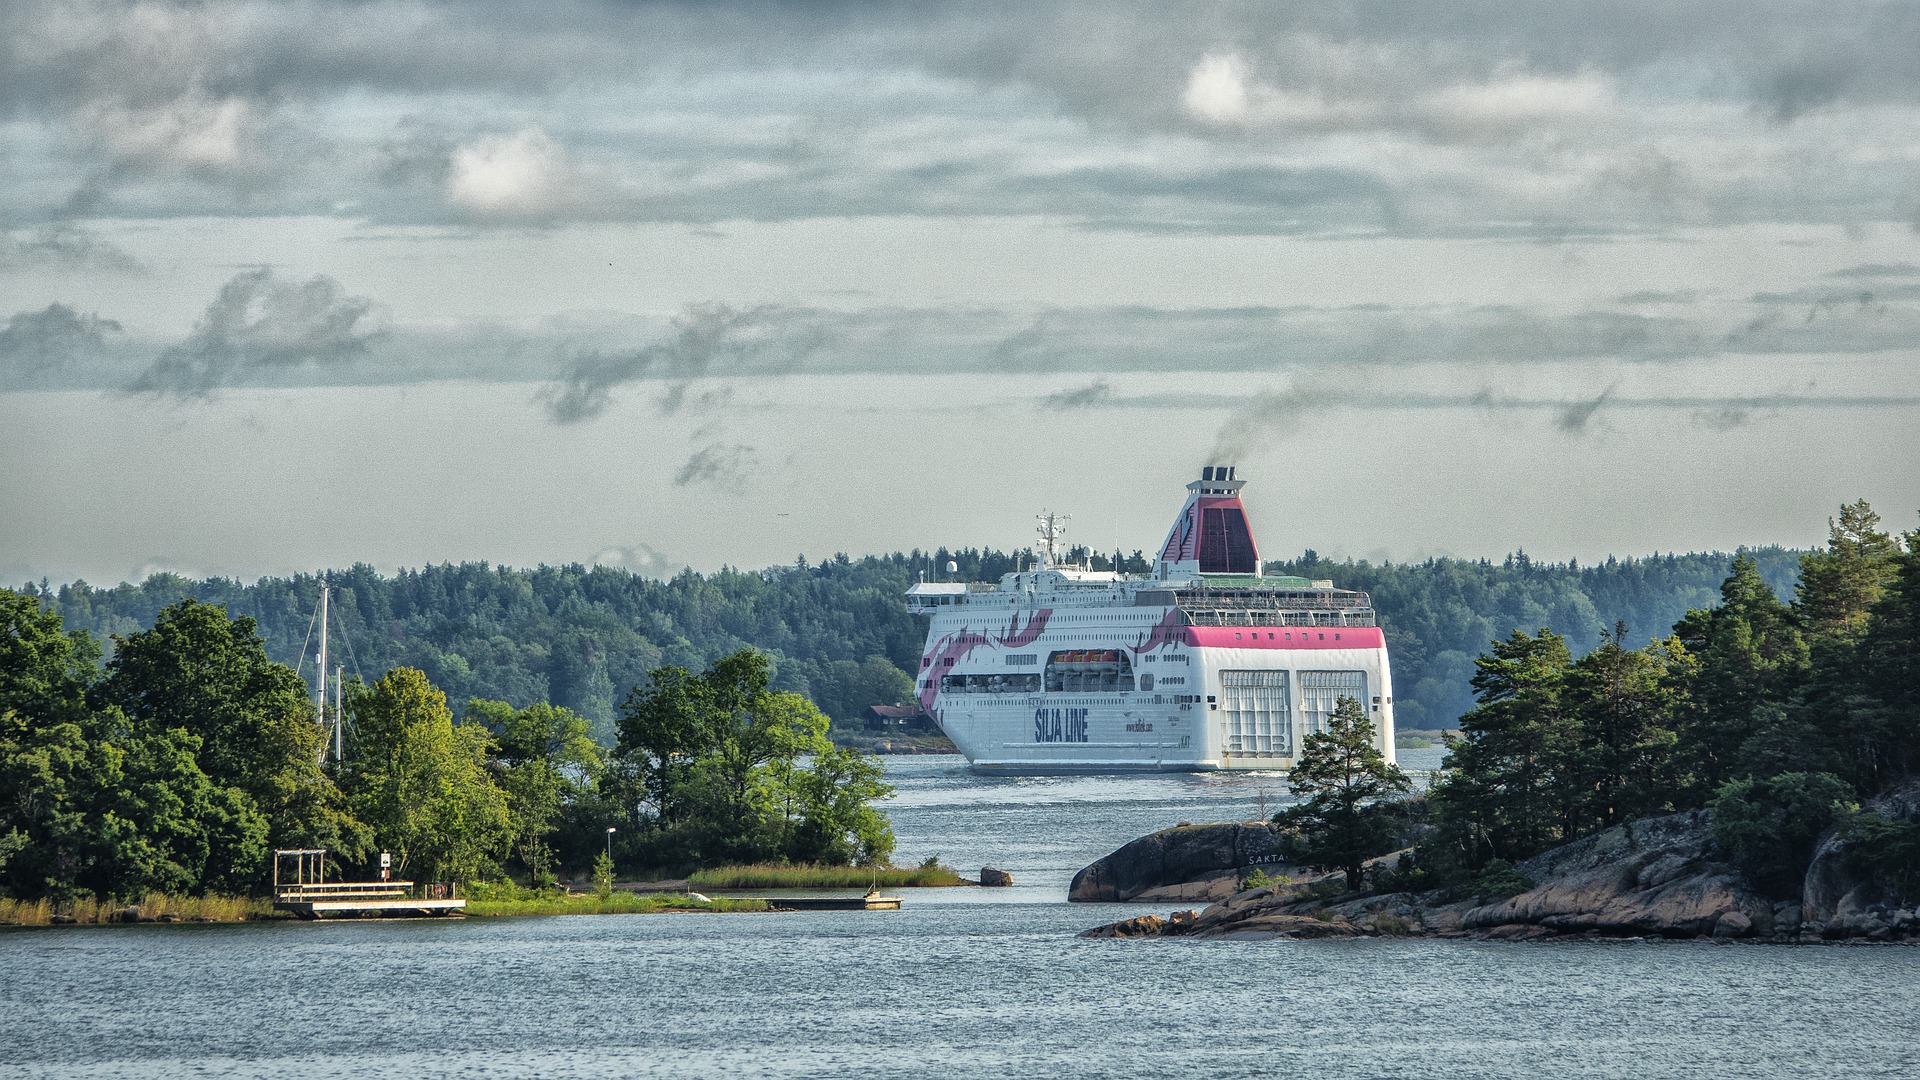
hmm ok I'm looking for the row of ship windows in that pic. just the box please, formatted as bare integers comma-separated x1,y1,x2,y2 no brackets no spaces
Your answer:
939,673,1195,694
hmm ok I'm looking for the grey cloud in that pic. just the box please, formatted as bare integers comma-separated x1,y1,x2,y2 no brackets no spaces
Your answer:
0,303,122,384
538,303,829,424
130,268,383,396
1617,290,1702,305
1555,384,1619,433
673,443,757,491
1692,406,1753,430
1043,380,1116,409
1760,53,1861,124
1825,262,1920,279
0,226,142,272
8,2,1920,235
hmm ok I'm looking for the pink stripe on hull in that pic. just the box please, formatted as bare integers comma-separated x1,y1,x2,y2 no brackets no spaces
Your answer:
1183,626,1385,650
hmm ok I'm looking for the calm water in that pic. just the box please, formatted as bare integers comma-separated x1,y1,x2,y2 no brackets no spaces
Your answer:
5,753,1916,1079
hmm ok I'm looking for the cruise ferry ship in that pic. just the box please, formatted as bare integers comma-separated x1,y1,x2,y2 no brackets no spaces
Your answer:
906,467,1395,773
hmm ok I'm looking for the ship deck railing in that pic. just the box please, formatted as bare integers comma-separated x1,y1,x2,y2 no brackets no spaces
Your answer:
1183,610,1378,628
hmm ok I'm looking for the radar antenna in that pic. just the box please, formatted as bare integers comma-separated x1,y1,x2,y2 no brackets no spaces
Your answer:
1035,511,1069,569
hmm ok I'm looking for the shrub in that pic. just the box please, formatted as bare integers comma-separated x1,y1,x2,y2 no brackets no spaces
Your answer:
1711,771,1856,896
1239,867,1285,891
1466,859,1534,901
1840,813,1920,903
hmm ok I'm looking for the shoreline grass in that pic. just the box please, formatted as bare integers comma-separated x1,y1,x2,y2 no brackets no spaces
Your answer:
0,893,275,926
687,862,969,889
462,885,766,917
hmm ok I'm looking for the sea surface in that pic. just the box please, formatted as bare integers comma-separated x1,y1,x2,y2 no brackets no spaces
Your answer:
4,752,1917,1079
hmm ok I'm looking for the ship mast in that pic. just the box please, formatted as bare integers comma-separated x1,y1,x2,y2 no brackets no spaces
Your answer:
1035,511,1069,569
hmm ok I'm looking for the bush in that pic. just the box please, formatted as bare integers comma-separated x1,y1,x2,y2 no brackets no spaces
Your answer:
1466,859,1534,901
592,852,615,898
1840,813,1920,903
1711,771,1856,896
1239,867,1288,891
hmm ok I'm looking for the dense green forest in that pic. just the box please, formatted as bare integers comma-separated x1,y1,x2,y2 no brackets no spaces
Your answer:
1310,501,1920,902
0,583,899,901
19,544,1806,741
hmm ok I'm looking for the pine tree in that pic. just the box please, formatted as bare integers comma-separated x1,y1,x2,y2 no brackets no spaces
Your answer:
1432,629,1578,863
1279,696,1412,890
1672,554,1809,794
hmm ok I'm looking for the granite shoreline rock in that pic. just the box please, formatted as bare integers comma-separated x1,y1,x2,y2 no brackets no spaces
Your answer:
1067,821,1290,902
1080,804,1920,943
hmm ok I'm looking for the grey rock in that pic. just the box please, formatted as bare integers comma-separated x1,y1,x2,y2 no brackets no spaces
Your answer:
1465,811,1770,938
1068,821,1288,902
978,866,1014,887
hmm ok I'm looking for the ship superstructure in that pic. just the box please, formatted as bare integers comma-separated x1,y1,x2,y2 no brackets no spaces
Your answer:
906,467,1394,773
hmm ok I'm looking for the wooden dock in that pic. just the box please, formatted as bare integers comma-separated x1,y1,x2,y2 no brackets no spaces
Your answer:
273,881,466,919
271,848,465,919
761,893,903,912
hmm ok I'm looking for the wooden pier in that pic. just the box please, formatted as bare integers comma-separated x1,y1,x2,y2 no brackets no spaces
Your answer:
272,849,465,920
761,893,903,912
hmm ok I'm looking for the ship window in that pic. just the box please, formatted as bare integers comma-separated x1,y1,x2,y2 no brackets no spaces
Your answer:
1299,670,1368,737
1220,670,1292,756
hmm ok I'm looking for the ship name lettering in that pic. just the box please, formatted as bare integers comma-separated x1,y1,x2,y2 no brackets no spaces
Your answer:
1033,707,1089,743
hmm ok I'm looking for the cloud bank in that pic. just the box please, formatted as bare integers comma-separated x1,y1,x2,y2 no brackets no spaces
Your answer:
5,1,1920,236
130,268,384,396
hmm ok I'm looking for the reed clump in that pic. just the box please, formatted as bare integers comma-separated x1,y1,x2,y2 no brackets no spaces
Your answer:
688,861,967,889
0,894,272,926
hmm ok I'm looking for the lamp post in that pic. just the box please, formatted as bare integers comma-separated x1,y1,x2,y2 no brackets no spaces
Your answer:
605,826,616,859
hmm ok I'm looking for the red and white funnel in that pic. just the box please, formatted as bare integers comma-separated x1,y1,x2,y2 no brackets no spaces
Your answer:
1156,465,1260,576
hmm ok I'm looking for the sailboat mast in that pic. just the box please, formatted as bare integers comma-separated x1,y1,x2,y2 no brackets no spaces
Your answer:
334,663,344,761
316,580,329,759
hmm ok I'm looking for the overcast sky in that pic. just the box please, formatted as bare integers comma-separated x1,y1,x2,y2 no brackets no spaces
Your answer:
3,0,1918,585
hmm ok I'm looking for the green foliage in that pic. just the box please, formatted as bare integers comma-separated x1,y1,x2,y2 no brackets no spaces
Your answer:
1430,628,1578,864
345,667,512,884
1465,859,1535,901
1672,554,1810,792
591,851,614,898
1276,697,1412,890
464,698,604,884
1839,813,1920,904
611,649,894,871
1422,503,1920,901
1563,624,1685,830
1238,866,1286,891
1711,772,1856,896
0,591,359,900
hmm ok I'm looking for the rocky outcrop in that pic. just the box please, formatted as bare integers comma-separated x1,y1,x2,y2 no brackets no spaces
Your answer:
1801,781,1920,940
1067,822,1290,901
1084,810,1815,942
1459,811,1774,939
978,866,1014,887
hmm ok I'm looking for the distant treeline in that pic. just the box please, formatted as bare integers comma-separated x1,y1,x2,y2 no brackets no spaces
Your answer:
22,542,1806,739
